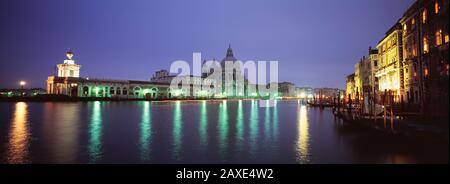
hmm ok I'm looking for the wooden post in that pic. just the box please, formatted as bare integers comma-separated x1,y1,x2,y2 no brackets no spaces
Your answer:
390,90,394,130
383,89,387,128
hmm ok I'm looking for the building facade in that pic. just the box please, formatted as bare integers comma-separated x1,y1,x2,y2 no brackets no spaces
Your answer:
345,73,356,99
376,23,404,103
401,0,449,118
278,82,296,97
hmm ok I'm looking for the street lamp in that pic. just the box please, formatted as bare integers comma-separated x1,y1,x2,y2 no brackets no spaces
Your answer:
20,81,26,88
19,81,26,96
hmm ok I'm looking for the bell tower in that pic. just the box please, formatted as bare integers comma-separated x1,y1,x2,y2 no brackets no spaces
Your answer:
57,49,81,78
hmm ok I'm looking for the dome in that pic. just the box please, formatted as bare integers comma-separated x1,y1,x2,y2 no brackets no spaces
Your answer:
66,49,74,60
221,45,237,63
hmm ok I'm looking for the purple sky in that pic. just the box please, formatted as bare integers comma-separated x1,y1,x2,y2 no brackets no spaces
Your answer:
0,0,415,89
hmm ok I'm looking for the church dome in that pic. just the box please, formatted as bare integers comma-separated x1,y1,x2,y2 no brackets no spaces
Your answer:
221,45,237,63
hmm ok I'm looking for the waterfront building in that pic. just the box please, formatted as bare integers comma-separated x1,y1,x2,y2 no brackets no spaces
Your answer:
219,45,247,97
314,88,343,99
150,69,217,97
399,0,449,118
296,87,314,98
0,88,46,97
346,73,356,100
375,23,404,103
354,61,362,98
47,50,175,99
278,82,296,97
355,48,379,112
46,48,266,99
57,50,81,78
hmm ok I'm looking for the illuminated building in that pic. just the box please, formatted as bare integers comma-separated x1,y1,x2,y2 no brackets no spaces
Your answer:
375,23,404,102
57,50,80,78
353,48,379,111
345,73,356,99
0,88,46,97
295,87,314,99
313,88,343,99
219,45,247,97
399,0,449,119
47,50,177,99
278,82,296,97
150,69,217,97
354,62,362,99
45,48,270,99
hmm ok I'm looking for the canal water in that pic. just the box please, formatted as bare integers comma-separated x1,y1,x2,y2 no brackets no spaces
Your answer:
0,100,447,164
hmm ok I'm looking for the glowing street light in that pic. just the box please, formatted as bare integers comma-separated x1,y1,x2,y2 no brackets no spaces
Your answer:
19,81,26,97
19,81,26,87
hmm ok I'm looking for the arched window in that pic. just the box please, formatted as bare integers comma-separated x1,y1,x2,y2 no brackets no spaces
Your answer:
423,37,429,53
83,86,89,96
436,30,443,46
110,87,115,95
435,0,440,14
116,87,121,95
422,9,427,24
123,87,128,95
134,87,141,96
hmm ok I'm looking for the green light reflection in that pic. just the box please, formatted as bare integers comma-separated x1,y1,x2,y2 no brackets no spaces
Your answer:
140,101,152,161
249,100,258,156
88,101,102,163
172,101,182,160
218,100,229,158
235,100,244,153
199,101,208,150
272,100,279,144
264,100,271,140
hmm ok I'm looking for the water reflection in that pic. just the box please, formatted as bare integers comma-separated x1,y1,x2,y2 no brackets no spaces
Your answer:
140,101,152,161
88,101,102,163
218,100,229,159
264,101,271,141
296,105,310,163
50,103,80,163
172,101,182,160
235,100,244,153
7,102,30,164
249,100,259,156
272,100,279,145
199,101,208,151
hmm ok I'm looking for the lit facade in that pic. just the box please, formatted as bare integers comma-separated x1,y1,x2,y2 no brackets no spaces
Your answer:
345,73,356,99
401,0,449,119
57,50,80,78
354,61,362,98
375,23,404,102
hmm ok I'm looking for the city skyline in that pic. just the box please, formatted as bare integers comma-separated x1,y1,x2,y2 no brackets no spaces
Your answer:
0,0,415,89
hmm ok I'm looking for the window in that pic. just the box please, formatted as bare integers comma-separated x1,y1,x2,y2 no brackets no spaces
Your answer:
411,18,415,26
116,87,121,95
110,87,115,95
436,30,443,46
123,87,128,95
83,86,89,96
422,9,427,24
424,68,429,76
435,0,440,14
70,70,74,77
445,33,449,43
423,37,429,53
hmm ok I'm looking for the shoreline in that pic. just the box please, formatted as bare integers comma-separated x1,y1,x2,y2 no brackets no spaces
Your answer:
0,95,289,103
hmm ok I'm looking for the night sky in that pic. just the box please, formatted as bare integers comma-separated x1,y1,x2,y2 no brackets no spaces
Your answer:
0,0,415,89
